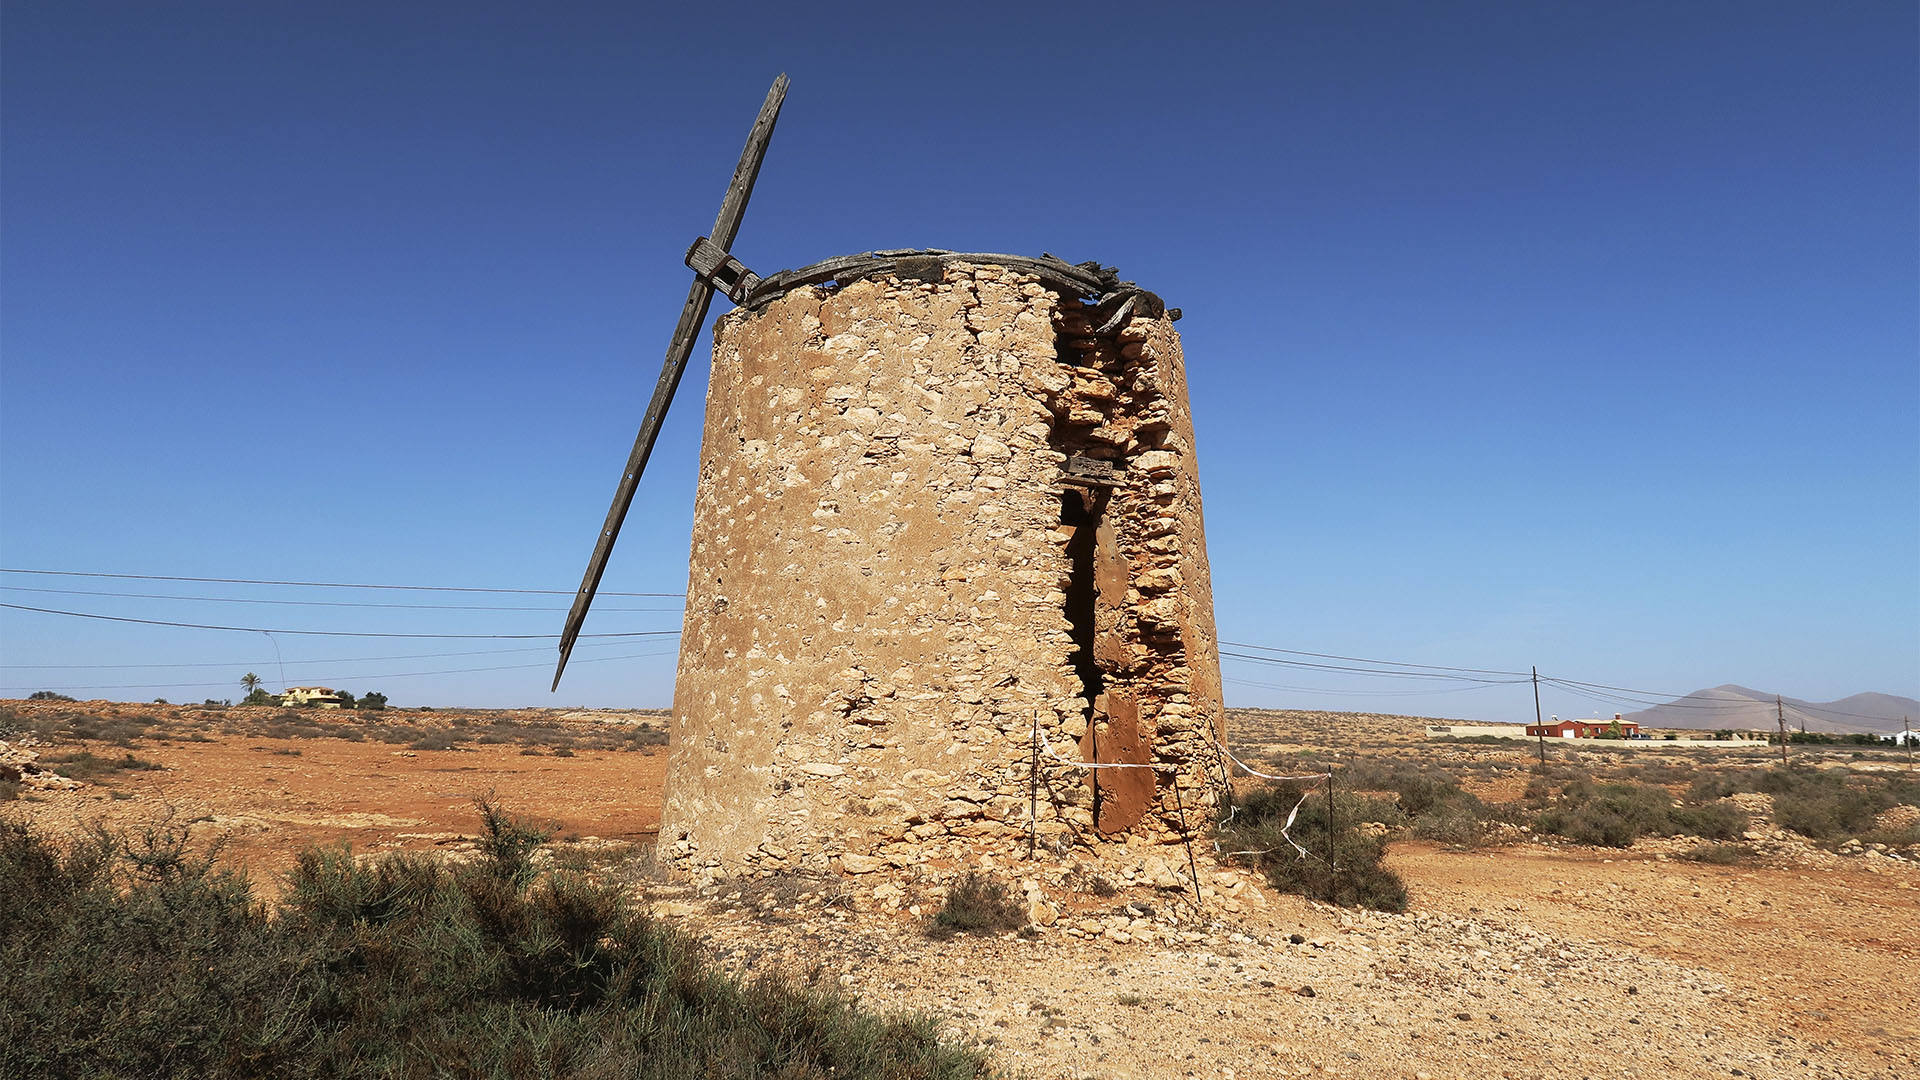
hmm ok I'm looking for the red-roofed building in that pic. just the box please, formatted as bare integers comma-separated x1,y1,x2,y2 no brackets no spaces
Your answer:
1526,714,1640,739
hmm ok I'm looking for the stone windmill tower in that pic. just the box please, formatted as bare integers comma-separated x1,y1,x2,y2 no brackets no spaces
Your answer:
556,77,1228,877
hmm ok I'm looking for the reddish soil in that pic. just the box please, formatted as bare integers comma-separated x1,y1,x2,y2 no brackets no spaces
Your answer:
10,728,664,893
6,701,1916,1079
1391,842,1919,1072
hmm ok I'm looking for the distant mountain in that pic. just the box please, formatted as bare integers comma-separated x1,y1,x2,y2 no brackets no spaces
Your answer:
1623,685,1917,735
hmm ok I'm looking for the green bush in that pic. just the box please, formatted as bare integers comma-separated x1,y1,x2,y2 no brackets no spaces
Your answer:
1221,784,1408,912
1775,784,1888,839
1535,781,1674,847
1339,762,1488,847
1530,779,1748,847
474,797,556,888
0,815,984,1080
1668,800,1750,841
1691,766,1910,842
927,871,1025,939
1410,802,1489,847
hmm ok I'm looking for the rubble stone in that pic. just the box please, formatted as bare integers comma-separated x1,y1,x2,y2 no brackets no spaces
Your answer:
661,261,1225,872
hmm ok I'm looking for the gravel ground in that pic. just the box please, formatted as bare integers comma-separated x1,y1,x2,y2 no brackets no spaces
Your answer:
674,841,1916,1080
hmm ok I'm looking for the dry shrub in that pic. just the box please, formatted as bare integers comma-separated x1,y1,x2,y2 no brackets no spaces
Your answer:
927,871,1025,938
1682,842,1753,865
1531,779,1748,847
1221,784,1408,912
0,812,985,1080
37,751,164,780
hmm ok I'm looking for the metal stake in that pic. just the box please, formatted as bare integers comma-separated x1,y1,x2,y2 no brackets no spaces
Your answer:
1325,771,1337,905
1169,777,1205,914
1029,710,1040,859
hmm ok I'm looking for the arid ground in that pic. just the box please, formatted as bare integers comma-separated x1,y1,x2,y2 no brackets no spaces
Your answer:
4,699,1914,1080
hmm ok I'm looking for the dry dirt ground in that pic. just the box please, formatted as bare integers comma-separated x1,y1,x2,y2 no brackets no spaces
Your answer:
4,701,1915,1080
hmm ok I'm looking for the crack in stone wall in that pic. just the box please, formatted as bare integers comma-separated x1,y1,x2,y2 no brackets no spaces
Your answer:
661,261,1226,879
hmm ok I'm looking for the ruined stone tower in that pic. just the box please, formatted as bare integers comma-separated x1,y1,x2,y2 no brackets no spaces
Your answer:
658,252,1226,876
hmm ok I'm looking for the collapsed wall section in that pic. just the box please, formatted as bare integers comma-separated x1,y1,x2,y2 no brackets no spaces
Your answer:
661,259,1224,876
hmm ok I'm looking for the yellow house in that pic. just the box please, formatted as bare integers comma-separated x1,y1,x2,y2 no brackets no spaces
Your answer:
282,686,347,709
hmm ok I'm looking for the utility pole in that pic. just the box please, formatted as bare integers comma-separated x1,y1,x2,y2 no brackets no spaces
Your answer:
1905,716,1912,771
1532,666,1546,766
1776,695,1789,767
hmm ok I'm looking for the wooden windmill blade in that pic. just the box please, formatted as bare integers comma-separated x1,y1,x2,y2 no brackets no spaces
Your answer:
553,74,789,691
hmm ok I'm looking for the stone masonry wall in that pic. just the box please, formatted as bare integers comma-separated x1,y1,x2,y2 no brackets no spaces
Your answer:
661,261,1225,878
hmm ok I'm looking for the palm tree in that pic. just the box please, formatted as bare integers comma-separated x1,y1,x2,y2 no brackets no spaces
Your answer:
241,672,262,697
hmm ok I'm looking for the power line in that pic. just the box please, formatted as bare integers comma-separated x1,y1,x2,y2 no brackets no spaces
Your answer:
1758,698,1907,722
0,568,685,598
1224,676,1507,698
1544,674,1760,703
1219,637,1909,725
1,584,684,613
1219,641,1528,678
0,647,681,693
1541,677,1827,713
0,640,644,671
1,603,682,640
1219,650,1529,685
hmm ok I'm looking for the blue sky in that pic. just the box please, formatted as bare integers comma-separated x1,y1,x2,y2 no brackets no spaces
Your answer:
3,2,1914,722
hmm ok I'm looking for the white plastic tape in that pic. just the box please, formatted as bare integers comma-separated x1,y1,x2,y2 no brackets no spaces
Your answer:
1216,737,1329,783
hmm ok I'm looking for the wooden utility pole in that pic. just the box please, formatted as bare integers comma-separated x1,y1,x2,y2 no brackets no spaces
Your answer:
1776,695,1789,767
1532,666,1546,765
1904,716,1912,770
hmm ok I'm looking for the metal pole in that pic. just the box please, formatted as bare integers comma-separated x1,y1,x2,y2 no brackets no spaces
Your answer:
1028,711,1040,859
1169,777,1205,913
1533,666,1546,765
1324,771,1337,905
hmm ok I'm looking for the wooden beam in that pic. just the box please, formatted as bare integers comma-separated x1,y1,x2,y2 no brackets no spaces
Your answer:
553,74,789,691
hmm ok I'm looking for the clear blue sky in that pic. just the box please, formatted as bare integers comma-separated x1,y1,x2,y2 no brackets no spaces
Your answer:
3,2,1914,722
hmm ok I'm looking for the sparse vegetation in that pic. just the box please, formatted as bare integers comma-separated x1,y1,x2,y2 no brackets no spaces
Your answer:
473,796,556,888
1683,842,1753,864
1222,784,1409,912
4,700,668,756
0,811,986,1080
1688,764,1920,844
37,750,165,780
1529,779,1747,847
927,871,1026,938
1341,762,1491,848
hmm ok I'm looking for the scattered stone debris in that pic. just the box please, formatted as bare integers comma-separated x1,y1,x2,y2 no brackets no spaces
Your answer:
0,739,82,792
